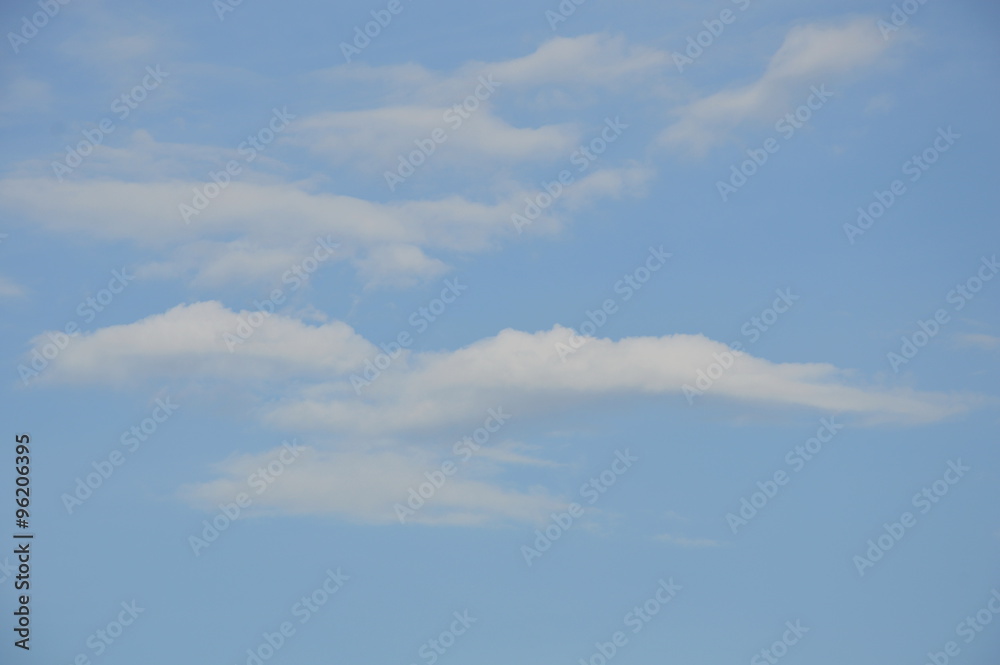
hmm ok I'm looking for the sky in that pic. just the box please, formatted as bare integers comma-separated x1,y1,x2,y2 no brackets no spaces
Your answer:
1,0,999,663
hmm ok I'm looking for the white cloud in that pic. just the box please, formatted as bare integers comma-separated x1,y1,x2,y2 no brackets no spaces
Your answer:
265,326,972,433
0,154,642,286
29,305,976,428
561,164,654,210
0,175,512,284
53,1,169,76
180,443,567,526
0,276,25,298
136,240,307,287
475,441,564,468
354,244,450,288
661,18,891,153
956,333,1000,350
60,129,267,183
30,301,375,385
290,33,668,173
287,105,580,173
314,33,669,105
479,33,669,92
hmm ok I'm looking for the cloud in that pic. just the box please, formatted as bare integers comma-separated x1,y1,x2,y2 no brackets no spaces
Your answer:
0,155,644,287
286,105,580,173
53,1,170,76
265,326,973,433
315,33,669,105
28,301,375,385
49,129,266,183
956,333,1000,350
28,304,976,429
290,33,668,174
136,240,311,288
0,174,512,285
660,18,891,153
560,164,654,210
0,276,25,298
475,441,564,468
354,244,450,288
479,33,669,92
180,443,568,526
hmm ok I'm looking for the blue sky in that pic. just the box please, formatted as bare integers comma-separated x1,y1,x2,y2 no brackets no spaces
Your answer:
1,0,999,663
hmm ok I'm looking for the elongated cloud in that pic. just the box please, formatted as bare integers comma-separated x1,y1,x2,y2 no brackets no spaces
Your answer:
26,301,375,385
29,303,974,428
661,18,891,153
315,33,669,103
0,145,643,286
287,105,580,173
181,444,568,526
266,327,972,432
0,275,25,298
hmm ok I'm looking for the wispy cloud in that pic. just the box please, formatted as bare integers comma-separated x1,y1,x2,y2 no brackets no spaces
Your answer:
660,18,892,154
181,444,568,526
0,275,25,298
956,333,1000,350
